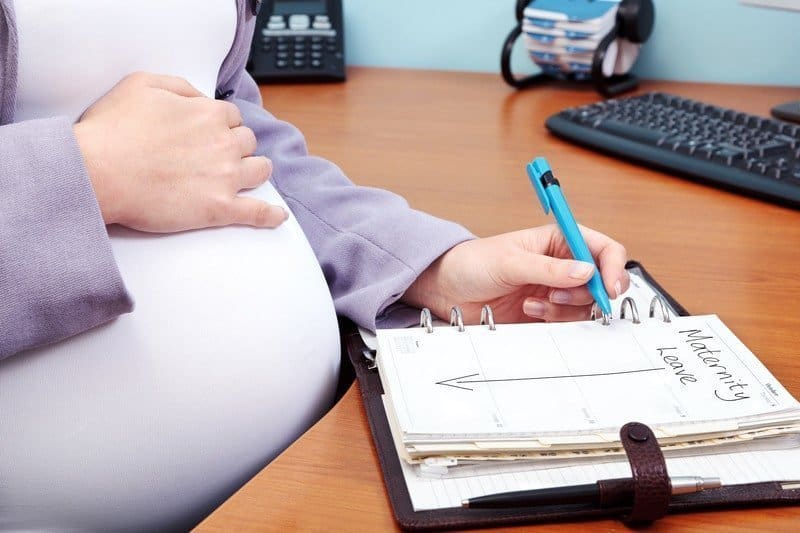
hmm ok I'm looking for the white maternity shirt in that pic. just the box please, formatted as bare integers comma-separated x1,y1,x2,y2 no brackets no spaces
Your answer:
1,1,340,531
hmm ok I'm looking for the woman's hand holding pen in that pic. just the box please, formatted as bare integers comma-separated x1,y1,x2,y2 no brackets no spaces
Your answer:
73,72,288,232
401,224,630,324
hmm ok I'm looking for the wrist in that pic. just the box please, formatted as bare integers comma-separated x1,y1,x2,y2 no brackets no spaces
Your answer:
401,245,458,318
73,122,120,225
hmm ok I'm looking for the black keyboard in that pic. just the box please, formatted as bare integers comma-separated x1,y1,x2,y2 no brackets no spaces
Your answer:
545,92,800,208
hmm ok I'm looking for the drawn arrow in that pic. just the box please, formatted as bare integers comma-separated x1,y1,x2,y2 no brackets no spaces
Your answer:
435,367,665,392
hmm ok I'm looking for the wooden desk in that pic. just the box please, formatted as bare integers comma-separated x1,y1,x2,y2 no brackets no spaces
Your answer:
198,68,800,531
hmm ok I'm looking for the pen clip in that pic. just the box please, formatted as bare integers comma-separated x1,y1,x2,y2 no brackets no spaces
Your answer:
526,157,553,215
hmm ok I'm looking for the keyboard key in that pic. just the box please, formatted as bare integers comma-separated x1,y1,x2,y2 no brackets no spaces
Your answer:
712,148,744,166
696,144,717,159
754,140,789,157
596,120,665,144
775,134,798,149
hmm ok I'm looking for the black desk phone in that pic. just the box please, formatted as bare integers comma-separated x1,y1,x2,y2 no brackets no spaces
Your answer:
248,0,346,83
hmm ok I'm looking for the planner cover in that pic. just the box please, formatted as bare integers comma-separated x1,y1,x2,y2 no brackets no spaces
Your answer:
344,261,800,530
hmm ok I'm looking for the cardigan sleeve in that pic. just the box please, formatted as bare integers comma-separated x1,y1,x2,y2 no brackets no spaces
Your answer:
0,118,133,360
216,27,475,329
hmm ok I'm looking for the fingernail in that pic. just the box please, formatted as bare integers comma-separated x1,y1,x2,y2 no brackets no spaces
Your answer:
523,300,546,317
615,279,623,298
550,290,570,304
281,207,289,220
569,262,594,279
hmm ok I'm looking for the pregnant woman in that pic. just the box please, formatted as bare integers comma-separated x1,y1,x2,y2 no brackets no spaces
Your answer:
0,1,629,530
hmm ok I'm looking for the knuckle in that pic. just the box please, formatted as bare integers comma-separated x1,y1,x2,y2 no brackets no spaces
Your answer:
219,159,240,182
123,71,150,85
257,157,272,180
252,203,275,226
228,102,243,123
194,98,220,117
223,129,240,152
201,101,223,122
212,129,239,157
543,257,559,278
243,126,257,147
206,196,232,226
216,101,240,123
234,128,257,157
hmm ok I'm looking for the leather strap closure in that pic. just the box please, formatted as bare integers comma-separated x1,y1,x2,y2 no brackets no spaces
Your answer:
619,422,671,524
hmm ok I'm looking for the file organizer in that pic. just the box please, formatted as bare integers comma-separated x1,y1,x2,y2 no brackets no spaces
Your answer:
342,261,800,530
501,0,655,97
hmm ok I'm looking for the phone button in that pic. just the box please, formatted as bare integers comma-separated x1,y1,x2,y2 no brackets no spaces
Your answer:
289,15,310,30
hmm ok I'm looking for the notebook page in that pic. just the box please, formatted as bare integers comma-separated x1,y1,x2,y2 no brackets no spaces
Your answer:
401,447,800,511
377,315,800,440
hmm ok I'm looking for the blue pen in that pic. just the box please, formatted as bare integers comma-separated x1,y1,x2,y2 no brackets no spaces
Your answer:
526,157,613,324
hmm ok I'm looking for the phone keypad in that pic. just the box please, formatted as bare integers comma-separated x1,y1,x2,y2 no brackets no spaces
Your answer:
260,15,341,72
251,8,345,81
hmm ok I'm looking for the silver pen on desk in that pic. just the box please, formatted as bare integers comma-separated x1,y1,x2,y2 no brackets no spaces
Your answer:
462,476,722,509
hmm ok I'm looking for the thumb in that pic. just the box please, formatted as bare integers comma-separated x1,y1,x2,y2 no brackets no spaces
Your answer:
229,197,289,228
498,251,596,289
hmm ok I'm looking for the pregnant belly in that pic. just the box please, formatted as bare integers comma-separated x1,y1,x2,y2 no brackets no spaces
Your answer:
105,181,339,366
0,183,341,528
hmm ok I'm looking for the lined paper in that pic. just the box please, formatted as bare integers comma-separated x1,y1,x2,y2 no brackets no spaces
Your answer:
402,447,800,510
378,315,799,441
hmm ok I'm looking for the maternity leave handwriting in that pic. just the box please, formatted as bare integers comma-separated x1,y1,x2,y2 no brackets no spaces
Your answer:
657,328,751,402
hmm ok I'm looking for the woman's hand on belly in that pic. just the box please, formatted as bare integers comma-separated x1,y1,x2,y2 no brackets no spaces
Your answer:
73,72,288,233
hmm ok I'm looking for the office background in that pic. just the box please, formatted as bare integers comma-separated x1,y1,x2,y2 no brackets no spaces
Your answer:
343,0,800,86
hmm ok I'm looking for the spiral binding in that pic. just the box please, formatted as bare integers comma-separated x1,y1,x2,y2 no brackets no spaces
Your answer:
480,304,496,331
418,295,673,333
620,297,641,324
419,308,434,333
450,307,465,332
649,295,672,323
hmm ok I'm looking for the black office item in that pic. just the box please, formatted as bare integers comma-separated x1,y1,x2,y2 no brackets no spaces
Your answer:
545,92,800,209
463,476,721,509
342,261,800,530
247,0,345,83
772,100,800,125
501,0,655,97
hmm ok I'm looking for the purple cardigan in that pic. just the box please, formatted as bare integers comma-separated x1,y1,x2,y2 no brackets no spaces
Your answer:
0,0,474,360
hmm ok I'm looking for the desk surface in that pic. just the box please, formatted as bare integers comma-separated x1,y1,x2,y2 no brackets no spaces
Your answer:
198,67,800,531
